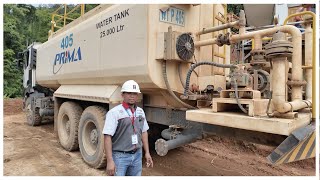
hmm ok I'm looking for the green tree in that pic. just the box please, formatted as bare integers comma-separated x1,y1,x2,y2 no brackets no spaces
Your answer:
34,7,52,42
227,4,244,16
3,4,30,98
227,4,244,33
3,4,100,97
3,49,23,98
4,4,28,52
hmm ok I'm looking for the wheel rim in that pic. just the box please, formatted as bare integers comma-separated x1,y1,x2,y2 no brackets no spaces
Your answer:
66,121,70,134
61,114,70,142
90,129,98,145
82,119,98,156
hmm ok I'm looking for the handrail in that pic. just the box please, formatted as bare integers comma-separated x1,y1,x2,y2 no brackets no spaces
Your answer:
49,4,85,37
283,11,316,119
52,5,64,14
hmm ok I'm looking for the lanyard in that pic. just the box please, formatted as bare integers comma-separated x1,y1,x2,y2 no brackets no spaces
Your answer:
124,107,136,134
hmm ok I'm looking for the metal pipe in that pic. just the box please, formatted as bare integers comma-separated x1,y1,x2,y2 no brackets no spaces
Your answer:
52,5,64,14
272,55,311,113
161,128,172,140
155,130,200,156
273,112,298,119
268,32,310,114
304,23,312,101
195,21,239,36
230,25,303,101
66,4,80,16
81,4,85,16
182,61,237,99
194,38,218,47
51,14,55,33
283,11,316,119
39,108,54,117
283,11,314,26
254,36,262,50
271,57,291,113
284,11,315,112
231,16,311,114
252,37,272,50
246,21,305,31
239,10,246,35
64,4,67,26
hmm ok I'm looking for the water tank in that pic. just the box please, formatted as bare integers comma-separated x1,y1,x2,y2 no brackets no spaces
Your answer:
36,4,228,94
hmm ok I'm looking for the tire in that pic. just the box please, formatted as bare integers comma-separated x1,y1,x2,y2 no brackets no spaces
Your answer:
25,97,42,126
57,101,83,151
78,106,106,169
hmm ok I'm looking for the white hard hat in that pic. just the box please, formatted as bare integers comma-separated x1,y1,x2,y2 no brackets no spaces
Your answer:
121,80,141,93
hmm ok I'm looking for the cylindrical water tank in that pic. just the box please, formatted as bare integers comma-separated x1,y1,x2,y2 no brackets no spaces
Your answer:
36,4,228,95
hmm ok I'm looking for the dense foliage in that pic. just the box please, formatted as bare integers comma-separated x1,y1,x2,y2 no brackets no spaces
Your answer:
3,4,98,97
227,4,244,33
227,4,244,16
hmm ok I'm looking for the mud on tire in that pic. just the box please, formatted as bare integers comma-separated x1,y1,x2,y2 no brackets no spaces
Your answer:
25,97,42,126
78,106,106,169
57,101,83,151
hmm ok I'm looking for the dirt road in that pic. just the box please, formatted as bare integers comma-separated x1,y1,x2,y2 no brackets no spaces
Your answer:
3,98,315,176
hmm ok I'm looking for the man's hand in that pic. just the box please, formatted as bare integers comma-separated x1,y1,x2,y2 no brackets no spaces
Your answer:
106,160,116,176
142,132,153,167
145,152,153,168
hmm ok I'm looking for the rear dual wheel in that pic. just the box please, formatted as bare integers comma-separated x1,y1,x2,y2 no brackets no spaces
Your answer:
57,101,83,151
57,102,107,169
25,97,42,126
79,106,107,169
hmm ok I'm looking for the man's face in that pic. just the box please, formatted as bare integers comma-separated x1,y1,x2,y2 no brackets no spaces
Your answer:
122,92,139,105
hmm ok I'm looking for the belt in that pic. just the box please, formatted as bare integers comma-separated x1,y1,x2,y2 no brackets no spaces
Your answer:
114,149,138,154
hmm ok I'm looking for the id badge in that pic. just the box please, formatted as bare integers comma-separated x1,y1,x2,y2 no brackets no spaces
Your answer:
131,134,138,145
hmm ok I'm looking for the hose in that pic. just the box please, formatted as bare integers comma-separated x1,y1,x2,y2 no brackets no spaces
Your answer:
178,63,194,95
232,77,248,114
183,61,238,98
162,61,196,109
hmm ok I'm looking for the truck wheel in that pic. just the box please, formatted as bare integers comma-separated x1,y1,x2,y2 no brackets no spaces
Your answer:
25,97,42,126
79,106,106,169
57,101,83,151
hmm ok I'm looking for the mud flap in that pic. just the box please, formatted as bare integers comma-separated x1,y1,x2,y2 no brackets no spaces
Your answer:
267,123,315,165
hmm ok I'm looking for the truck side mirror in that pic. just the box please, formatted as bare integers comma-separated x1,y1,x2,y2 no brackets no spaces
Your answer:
30,48,37,68
15,52,24,69
15,59,23,69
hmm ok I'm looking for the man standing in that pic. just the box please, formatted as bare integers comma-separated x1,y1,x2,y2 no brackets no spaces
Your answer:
293,7,305,32
103,80,153,176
